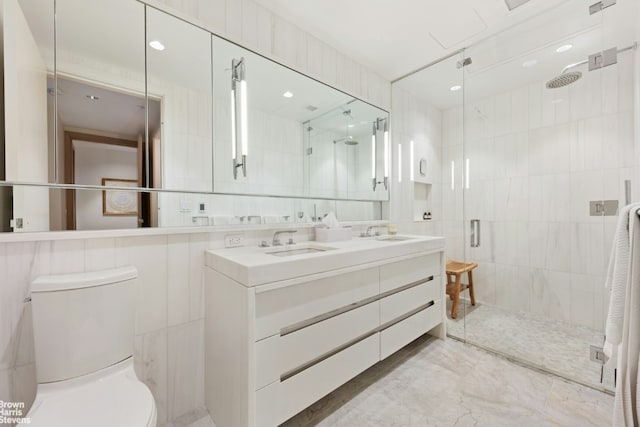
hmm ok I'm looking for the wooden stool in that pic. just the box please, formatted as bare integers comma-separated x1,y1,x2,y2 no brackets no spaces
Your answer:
446,260,478,319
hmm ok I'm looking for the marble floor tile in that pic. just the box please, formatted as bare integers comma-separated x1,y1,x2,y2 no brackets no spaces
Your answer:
282,336,613,426
162,407,213,427
179,324,613,426
447,301,615,391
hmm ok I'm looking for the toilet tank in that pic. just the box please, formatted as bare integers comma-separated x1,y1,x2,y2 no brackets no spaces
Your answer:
30,266,137,383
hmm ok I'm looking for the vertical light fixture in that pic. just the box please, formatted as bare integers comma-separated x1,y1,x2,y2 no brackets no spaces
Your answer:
410,140,415,181
465,158,470,189
372,117,389,191
383,119,389,190
397,143,402,183
231,58,247,179
371,123,377,190
230,91,236,162
450,161,455,190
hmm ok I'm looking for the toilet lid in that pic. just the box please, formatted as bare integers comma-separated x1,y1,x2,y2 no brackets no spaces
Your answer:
27,368,155,427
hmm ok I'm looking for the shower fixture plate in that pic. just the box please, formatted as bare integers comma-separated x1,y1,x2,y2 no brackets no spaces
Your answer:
588,47,617,71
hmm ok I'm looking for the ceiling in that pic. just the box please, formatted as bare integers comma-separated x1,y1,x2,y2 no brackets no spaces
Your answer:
253,0,575,80
393,0,639,109
20,0,638,121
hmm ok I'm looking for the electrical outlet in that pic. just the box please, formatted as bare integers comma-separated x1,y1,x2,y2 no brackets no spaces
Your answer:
224,234,244,248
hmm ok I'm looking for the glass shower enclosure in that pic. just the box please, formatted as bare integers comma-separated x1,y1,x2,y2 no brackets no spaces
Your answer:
392,0,638,391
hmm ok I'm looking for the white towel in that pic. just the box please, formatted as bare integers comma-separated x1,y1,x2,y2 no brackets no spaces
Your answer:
604,203,640,366
611,204,640,426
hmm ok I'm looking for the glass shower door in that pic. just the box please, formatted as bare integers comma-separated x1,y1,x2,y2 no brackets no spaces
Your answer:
458,0,630,390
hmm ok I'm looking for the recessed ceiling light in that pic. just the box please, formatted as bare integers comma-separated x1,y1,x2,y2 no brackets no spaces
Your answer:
556,44,573,53
149,40,165,51
450,85,462,92
86,95,99,100
522,59,538,68
283,91,293,98
347,124,355,128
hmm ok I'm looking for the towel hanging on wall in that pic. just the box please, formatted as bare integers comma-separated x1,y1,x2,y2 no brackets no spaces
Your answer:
606,203,640,426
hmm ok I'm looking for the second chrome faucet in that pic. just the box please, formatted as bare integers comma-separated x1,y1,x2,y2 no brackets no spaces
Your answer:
272,229,297,246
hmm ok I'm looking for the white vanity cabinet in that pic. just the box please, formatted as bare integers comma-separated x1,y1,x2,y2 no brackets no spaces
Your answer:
205,238,445,427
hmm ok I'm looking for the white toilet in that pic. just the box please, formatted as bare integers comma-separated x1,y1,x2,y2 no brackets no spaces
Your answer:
26,266,157,427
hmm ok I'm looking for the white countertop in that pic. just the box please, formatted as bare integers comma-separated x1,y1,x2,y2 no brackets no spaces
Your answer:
206,234,445,287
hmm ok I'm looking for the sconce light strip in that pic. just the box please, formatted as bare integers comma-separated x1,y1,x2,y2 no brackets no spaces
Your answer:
398,144,402,183
240,80,248,156
465,158,470,189
371,123,377,191
230,90,236,160
371,133,376,179
451,161,455,190
410,140,415,181
231,57,247,179
383,128,389,179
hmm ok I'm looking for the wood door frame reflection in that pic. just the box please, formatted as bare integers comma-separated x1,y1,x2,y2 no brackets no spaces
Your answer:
63,131,138,230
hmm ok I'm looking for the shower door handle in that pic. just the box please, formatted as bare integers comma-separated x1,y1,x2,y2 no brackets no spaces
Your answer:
470,219,480,248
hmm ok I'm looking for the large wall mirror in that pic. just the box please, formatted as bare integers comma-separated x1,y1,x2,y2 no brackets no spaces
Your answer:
212,37,390,201
1,0,387,232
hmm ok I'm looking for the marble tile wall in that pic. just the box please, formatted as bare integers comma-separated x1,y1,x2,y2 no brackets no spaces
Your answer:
440,52,636,331
390,85,444,238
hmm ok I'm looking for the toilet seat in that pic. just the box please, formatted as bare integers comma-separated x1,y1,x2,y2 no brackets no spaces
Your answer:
26,358,156,427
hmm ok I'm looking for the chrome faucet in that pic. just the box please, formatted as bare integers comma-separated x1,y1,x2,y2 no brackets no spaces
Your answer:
362,225,386,237
272,229,297,246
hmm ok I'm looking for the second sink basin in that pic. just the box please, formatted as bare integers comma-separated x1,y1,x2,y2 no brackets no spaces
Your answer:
266,244,336,257
375,235,415,242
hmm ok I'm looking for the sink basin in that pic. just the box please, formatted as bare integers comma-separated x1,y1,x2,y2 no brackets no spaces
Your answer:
266,244,336,257
375,235,415,242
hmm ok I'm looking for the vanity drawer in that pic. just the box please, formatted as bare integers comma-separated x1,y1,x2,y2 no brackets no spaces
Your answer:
256,334,380,427
255,300,379,390
380,254,440,293
380,277,439,324
380,299,442,360
254,267,378,341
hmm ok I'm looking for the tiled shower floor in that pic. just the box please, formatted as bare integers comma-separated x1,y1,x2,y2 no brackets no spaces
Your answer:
446,300,615,391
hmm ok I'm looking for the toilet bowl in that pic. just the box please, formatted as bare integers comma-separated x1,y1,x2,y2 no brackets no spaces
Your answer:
25,266,157,427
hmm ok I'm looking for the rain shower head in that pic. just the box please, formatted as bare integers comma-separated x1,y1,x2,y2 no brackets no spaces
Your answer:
546,44,637,89
334,137,359,146
545,71,582,89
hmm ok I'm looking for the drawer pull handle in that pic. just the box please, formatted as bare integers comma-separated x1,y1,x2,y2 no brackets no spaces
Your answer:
280,276,434,337
280,300,435,382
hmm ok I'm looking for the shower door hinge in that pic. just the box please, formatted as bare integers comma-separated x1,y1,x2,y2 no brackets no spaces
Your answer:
588,47,618,71
589,0,616,15
456,58,472,69
590,345,606,365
